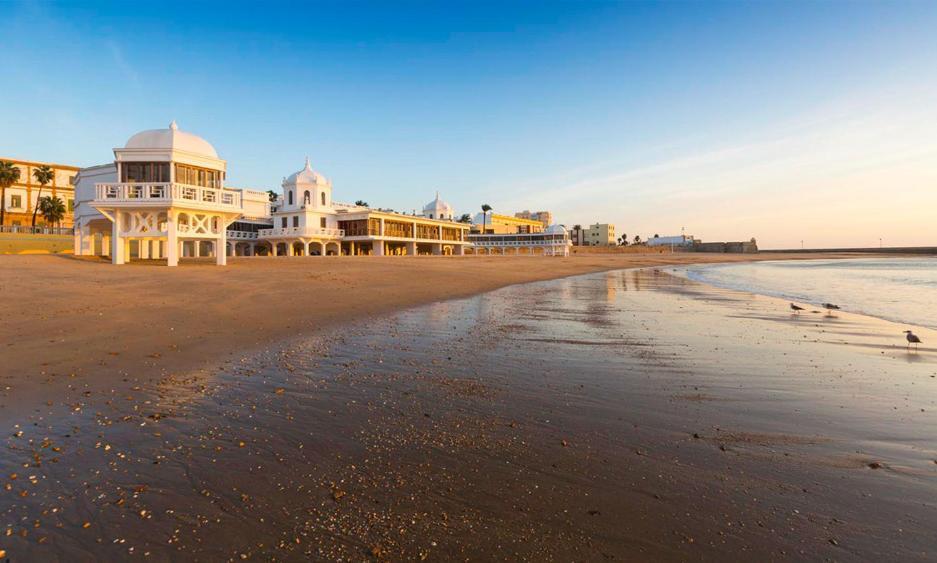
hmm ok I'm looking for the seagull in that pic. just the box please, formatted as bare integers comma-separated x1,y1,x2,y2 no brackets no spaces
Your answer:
790,303,805,314
822,303,840,315
904,330,922,350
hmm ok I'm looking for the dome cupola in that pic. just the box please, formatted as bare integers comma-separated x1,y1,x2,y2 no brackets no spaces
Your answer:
423,191,454,220
123,120,219,158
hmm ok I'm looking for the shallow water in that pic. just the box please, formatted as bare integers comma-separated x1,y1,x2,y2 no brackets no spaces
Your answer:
684,257,937,329
2,267,936,560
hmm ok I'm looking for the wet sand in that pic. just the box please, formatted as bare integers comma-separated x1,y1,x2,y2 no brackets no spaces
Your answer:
2,256,935,560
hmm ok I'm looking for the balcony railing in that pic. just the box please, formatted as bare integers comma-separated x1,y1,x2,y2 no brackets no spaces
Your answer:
467,238,570,247
94,183,241,209
227,230,259,240
258,226,345,238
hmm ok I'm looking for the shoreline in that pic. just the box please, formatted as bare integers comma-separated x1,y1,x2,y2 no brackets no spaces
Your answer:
2,264,934,560
0,252,861,414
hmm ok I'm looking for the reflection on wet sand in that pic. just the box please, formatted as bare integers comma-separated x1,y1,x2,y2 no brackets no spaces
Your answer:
1,268,935,560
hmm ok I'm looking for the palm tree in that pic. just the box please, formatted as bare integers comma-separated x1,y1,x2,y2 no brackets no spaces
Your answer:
481,204,492,234
457,213,472,223
0,161,22,227
39,196,66,230
633,234,642,245
354,199,369,207
619,234,628,246
31,165,54,227
266,190,278,202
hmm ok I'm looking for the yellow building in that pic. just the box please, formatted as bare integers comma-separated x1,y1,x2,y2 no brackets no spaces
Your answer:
514,210,553,228
0,158,79,229
472,212,544,234
583,223,616,246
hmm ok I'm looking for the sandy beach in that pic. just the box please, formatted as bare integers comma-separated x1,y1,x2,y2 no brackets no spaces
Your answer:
1,253,935,560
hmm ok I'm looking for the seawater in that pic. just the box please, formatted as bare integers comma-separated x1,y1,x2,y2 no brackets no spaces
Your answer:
684,257,937,329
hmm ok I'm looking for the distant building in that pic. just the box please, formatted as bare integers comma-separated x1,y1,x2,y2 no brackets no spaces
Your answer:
647,234,695,248
692,240,758,253
582,223,616,246
472,212,544,234
468,224,571,256
0,158,79,228
514,210,553,228
423,192,455,221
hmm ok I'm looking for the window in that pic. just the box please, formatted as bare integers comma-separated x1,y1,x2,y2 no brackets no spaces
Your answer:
320,217,326,228
68,199,74,211
10,195,21,209
292,216,298,227
304,190,310,205
123,162,170,183
281,217,287,228
321,192,326,206
288,191,293,205
173,164,219,188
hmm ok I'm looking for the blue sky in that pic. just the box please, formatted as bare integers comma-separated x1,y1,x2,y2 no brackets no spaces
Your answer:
3,1,937,248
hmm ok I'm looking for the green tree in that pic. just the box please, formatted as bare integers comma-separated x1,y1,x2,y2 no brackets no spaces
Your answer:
354,200,369,207
457,213,472,223
31,165,54,227
481,204,492,234
0,161,22,227
619,234,628,246
266,190,278,202
39,196,66,229
633,234,642,245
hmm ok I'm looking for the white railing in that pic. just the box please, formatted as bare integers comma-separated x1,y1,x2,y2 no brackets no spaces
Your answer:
332,201,364,210
258,226,345,238
94,183,241,209
227,230,259,240
468,238,571,247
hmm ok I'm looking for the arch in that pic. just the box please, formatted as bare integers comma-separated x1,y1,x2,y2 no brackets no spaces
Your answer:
276,242,288,256
304,190,311,205
288,190,294,205
442,245,453,256
321,191,326,206
292,241,305,256
325,241,341,256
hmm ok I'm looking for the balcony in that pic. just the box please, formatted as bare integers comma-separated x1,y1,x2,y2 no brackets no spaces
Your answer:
258,226,345,238
94,183,242,210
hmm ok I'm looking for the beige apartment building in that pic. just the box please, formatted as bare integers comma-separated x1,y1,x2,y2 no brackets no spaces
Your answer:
582,222,616,246
1,158,79,228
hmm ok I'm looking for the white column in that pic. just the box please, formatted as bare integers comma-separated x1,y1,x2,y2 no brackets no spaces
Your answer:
73,227,81,255
166,211,179,267
349,241,355,256
139,239,150,260
373,240,384,256
272,242,279,257
216,227,227,265
193,241,201,258
112,213,124,265
102,234,110,257
455,244,464,256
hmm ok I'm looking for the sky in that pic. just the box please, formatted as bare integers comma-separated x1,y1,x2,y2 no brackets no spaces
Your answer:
3,1,937,249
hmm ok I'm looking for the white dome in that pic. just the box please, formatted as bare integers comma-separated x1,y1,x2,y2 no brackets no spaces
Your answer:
285,157,330,186
124,121,218,158
423,191,454,219
545,224,568,234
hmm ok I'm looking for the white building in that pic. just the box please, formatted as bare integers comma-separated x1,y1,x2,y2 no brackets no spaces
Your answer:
73,121,269,266
467,224,572,256
73,123,472,264
646,234,695,247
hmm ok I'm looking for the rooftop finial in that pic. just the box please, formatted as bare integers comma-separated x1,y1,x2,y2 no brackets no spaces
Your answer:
436,190,440,200
304,155,311,170
169,120,178,131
